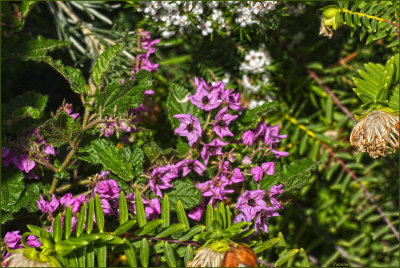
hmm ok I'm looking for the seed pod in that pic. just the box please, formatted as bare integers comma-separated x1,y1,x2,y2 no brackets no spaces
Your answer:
350,110,399,159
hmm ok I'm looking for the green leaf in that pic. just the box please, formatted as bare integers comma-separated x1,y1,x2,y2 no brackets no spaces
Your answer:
76,203,87,237
168,180,202,211
96,244,107,268
226,206,232,228
114,220,137,235
161,194,170,228
4,34,71,61
124,241,137,267
135,219,163,236
140,239,150,268
92,43,125,86
176,200,190,231
135,190,147,227
86,245,94,267
38,111,82,147
259,158,315,192
86,198,95,234
27,225,47,239
3,91,47,121
205,203,213,228
65,206,72,239
179,225,206,242
253,238,281,254
241,102,278,123
94,194,104,233
275,249,299,266
164,242,176,267
298,248,310,267
119,191,128,225
20,0,38,19
184,245,193,265
76,247,86,267
64,237,89,248
218,203,226,229
166,84,202,129
96,70,152,115
157,224,187,238
121,145,144,178
55,241,76,257
81,139,134,181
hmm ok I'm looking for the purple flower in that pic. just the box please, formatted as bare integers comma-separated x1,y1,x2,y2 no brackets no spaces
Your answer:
64,103,79,120
254,207,280,234
231,168,245,184
213,106,238,139
1,147,13,166
200,139,228,165
60,193,86,213
262,162,275,175
126,193,136,214
27,235,42,248
241,156,252,166
188,198,205,221
189,87,221,111
254,119,267,139
43,144,56,156
264,124,287,147
176,159,206,177
149,165,178,198
36,194,59,213
173,114,202,147
4,231,23,250
94,180,120,200
242,130,255,146
12,154,35,173
270,184,284,209
236,190,268,220
221,89,243,111
233,213,250,223
144,198,161,220
271,149,289,158
251,166,264,182
197,176,234,206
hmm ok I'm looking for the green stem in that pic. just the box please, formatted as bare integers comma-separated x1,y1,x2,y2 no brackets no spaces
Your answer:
341,9,399,28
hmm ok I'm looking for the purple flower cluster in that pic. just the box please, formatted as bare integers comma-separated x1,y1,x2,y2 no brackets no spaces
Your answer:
235,184,284,234
131,30,160,75
2,231,42,266
242,119,289,158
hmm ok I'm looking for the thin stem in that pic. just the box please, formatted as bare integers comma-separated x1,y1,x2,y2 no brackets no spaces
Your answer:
341,9,399,29
321,143,399,241
55,179,92,193
203,111,212,132
121,233,200,248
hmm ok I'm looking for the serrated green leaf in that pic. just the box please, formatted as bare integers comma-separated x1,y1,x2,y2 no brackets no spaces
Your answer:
87,198,94,234
161,194,170,228
92,43,124,86
124,241,137,267
135,219,163,236
135,190,147,227
76,203,87,237
253,238,281,254
3,91,47,121
168,180,202,211
121,144,144,178
65,206,72,239
166,84,202,129
179,225,206,242
38,111,82,147
157,223,187,238
140,239,150,268
94,195,104,233
176,200,190,231
119,191,128,225
164,242,176,267
114,220,137,235
81,139,134,181
96,70,152,115
275,249,299,266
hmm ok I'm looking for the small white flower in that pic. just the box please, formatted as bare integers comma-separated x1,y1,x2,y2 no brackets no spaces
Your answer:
198,21,213,36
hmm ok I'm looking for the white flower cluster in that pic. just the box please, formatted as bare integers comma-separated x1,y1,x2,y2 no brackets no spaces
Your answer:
136,1,278,38
239,48,271,74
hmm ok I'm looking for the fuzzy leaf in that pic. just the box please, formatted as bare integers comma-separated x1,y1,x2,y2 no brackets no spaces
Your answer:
115,220,137,235
164,242,177,267
38,111,82,147
140,239,150,268
121,145,144,178
94,195,104,233
135,190,147,227
96,70,152,115
161,194,171,228
167,180,202,211
92,43,125,86
166,84,202,129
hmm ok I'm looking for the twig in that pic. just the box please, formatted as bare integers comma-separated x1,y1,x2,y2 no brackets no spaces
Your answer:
121,233,200,248
321,143,399,241
257,258,275,267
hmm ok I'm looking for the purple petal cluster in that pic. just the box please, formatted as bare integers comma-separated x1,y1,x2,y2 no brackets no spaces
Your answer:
174,114,202,147
131,30,160,74
251,162,275,182
125,193,161,220
60,193,87,213
36,194,60,213
149,165,178,198
201,139,228,165
63,103,79,120
176,159,206,177
213,107,238,139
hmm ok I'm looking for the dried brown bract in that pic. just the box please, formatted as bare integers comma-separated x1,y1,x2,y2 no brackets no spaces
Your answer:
350,110,399,158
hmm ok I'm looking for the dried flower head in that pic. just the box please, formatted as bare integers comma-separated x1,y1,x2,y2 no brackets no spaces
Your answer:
4,251,51,267
350,110,399,158
187,247,226,267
